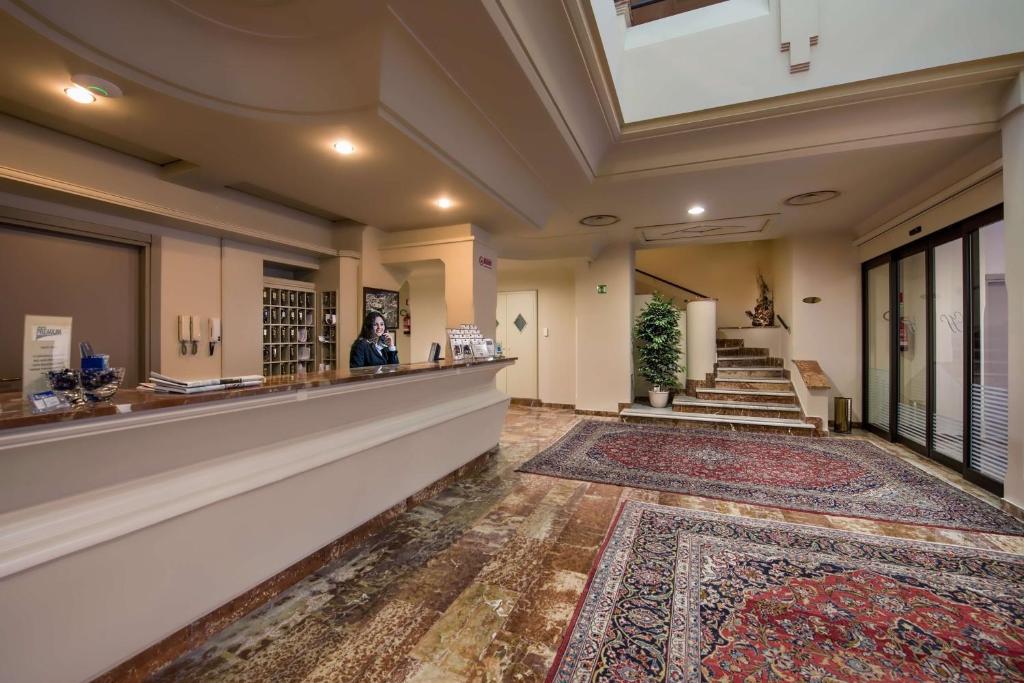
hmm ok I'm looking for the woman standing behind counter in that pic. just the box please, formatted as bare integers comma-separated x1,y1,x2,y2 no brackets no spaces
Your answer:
350,311,399,368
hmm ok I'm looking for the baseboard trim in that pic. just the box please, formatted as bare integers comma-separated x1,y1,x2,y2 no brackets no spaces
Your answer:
1001,498,1024,523
509,398,575,409
91,446,498,683
575,408,620,417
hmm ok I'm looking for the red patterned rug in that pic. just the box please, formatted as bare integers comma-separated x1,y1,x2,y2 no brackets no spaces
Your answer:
549,501,1024,682
518,421,1024,536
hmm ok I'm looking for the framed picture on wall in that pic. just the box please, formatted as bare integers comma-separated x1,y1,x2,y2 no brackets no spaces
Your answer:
363,287,400,329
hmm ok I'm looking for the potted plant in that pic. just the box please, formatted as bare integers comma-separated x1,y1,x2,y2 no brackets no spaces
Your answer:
634,292,682,408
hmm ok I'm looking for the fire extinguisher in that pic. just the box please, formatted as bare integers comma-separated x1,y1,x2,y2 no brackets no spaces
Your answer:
899,317,910,352
401,308,411,335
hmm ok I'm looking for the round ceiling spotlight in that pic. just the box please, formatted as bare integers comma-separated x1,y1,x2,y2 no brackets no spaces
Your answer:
332,140,356,155
70,74,123,99
579,214,620,227
434,197,454,209
784,190,840,206
687,205,705,216
64,86,96,104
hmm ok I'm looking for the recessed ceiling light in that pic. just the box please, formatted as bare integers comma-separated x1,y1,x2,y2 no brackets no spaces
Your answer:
687,205,705,216
435,197,454,209
69,74,123,99
784,190,840,206
64,85,96,104
332,140,356,155
579,214,620,227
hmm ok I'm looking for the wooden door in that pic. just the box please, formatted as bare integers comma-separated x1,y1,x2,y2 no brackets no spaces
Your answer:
496,290,537,399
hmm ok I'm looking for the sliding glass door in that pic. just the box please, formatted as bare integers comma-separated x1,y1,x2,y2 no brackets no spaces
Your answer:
969,220,1008,483
896,251,928,449
862,205,1005,495
864,262,891,435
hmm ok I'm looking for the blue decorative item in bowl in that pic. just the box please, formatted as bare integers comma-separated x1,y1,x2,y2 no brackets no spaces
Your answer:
47,368,84,404
80,367,125,402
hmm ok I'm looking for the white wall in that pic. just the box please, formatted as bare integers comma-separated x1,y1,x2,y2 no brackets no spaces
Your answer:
497,259,577,405
594,0,1024,122
1002,103,1024,507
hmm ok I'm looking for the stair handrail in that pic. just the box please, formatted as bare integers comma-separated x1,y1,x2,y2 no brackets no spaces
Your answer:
635,269,710,300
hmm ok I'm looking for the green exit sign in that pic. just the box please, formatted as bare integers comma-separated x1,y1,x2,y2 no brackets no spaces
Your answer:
596,284,607,294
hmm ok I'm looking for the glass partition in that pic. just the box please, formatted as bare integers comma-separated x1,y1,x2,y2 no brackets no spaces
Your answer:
932,238,964,461
970,221,1008,481
865,263,890,433
896,252,927,448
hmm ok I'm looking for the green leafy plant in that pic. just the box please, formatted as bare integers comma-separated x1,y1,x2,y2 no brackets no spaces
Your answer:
634,292,682,390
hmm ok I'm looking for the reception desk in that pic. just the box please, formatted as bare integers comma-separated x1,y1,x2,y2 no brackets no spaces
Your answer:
0,358,513,683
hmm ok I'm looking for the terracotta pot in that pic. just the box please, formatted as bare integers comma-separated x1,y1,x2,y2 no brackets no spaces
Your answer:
648,388,670,408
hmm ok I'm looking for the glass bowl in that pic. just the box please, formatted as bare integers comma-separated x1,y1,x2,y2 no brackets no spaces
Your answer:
47,368,83,404
80,367,125,402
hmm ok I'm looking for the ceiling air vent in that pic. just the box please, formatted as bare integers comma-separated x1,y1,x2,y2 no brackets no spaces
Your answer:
784,190,840,206
579,214,620,227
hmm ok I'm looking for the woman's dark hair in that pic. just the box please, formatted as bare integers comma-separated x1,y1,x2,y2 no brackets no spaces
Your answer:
359,310,385,340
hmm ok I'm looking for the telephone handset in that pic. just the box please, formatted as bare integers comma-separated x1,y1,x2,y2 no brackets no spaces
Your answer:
178,315,201,355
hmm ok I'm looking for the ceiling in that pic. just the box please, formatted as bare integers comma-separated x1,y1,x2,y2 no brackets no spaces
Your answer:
0,0,1016,259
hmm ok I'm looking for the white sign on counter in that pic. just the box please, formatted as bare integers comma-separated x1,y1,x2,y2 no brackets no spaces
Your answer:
22,315,72,398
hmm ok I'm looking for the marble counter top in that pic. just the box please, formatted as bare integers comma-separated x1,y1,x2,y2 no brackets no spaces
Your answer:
0,357,515,432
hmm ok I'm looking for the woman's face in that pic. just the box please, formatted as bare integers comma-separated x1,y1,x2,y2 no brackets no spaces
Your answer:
372,316,386,338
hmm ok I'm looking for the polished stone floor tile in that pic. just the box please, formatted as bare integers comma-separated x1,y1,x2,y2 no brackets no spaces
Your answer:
147,407,1022,682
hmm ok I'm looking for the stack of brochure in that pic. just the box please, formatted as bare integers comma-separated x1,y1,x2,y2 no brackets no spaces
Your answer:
140,372,265,394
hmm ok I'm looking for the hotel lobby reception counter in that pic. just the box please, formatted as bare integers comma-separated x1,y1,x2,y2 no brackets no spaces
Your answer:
0,358,514,683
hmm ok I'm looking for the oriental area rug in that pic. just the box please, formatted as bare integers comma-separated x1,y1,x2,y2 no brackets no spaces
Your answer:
548,501,1024,682
519,420,1024,536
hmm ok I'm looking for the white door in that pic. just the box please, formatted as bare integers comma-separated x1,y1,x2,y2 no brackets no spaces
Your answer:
496,290,538,399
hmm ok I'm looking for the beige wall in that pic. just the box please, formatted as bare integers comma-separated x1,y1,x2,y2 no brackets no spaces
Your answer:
156,233,223,379
497,259,577,405
408,270,448,363
1002,104,1023,507
576,242,635,412
636,241,775,327
788,236,862,421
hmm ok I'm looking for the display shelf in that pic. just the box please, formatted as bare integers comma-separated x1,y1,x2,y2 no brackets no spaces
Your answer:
320,290,338,372
262,278,316,378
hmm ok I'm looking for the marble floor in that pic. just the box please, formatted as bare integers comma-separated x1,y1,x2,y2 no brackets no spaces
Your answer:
148,405,1024,682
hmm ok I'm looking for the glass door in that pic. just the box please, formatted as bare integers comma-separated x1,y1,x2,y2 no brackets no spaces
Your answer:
861,205,1004,495
896,251,928,451
931,237,964,463
864,261,891,436
968,220,1008,483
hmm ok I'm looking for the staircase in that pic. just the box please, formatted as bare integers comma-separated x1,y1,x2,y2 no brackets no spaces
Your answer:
621,338,821,436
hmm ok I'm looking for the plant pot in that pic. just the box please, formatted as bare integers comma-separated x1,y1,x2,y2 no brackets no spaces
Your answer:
648,388,670,408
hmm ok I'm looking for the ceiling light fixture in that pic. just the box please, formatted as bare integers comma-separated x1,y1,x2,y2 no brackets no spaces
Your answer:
68,74,123,100
435,197,454,209
332,140,356,155
687,205,705,216
784,190,840,206
579,214,620,227
64,85,96,104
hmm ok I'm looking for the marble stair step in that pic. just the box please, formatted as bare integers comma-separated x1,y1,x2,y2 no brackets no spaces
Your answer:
717,356,770,363
716,378,786,385
673,396,800,412
696,388,798,405
620,405,816,434
716,348,769,357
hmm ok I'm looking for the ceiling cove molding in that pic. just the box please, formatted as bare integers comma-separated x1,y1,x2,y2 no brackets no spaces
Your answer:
0,165,338,256
2,0,377,121
596,121,1000,182
481,0,604,180
559,1,1024,142
384,4,583,188
376,103,545,232
852,160,1003,247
